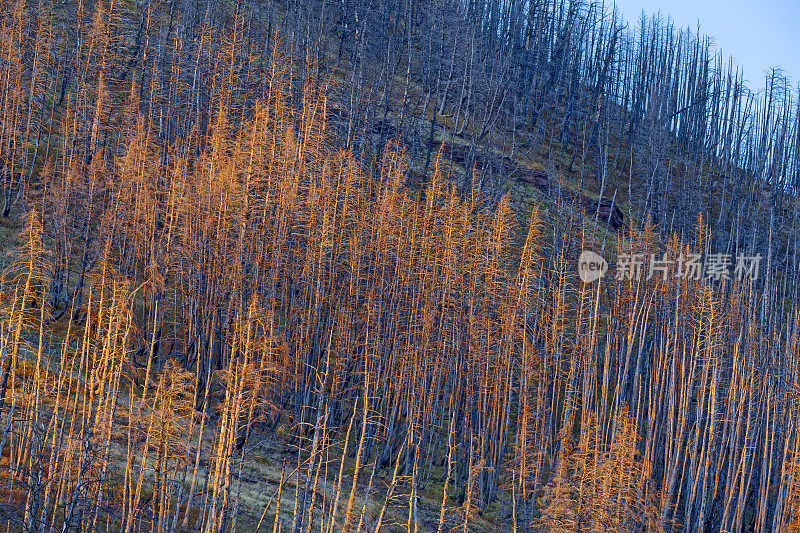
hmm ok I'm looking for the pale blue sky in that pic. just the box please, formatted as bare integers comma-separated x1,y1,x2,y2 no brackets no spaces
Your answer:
614,0,800,90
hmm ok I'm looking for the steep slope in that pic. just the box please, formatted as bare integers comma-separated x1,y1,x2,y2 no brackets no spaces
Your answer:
0,0,799,532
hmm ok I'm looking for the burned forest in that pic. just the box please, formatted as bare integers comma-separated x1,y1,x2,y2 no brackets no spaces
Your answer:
0,0,799,530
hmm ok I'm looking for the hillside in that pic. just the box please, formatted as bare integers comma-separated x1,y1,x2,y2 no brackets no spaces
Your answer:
0,0,799,531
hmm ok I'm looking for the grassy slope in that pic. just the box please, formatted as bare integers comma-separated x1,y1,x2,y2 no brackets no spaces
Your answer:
1,3,794,531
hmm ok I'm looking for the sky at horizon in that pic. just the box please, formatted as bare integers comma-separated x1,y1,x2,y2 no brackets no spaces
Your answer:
613,0,800,93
